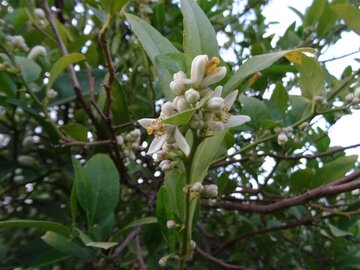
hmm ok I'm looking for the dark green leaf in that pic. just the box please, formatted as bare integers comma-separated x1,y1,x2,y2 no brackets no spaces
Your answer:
0,220,71,236
60,123,88,142
239,95,269,130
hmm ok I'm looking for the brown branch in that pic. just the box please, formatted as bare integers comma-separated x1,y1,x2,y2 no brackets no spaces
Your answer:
195,246,253,270
204,170,360,214
54,139,113,148
134,232,146,270
111,226,141,259
215,214,334,254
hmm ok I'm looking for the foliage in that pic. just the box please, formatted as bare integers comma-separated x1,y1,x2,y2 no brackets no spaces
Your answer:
0,0,360,269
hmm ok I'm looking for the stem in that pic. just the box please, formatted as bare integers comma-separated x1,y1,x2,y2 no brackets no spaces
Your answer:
179,133,201,269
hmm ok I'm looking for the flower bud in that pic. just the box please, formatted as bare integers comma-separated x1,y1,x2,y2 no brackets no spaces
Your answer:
208,198,217,206
154,150,167,162
190,240,196,250
27,45,47,60
206,97,224,112
159,257,167,267
191,55,207,87
14,175,24,183
47,89,58,99
14,168,23,175
207,120,224,131
161,101,177,116
17,155,37,167
22,136,34,150
345,93,354,102
185,88,200,104
199,87,211,98
130,129,141,139
170,80,186,96
7,35,29,51
34,8,46,18
204,184,218,197
166,220,177,229
174,96,190,112
116,135,124,145
159,160,173,171
352,97,360,104
191,182,204,193
277,133,288,145
173,71,187,80
354,87,360,98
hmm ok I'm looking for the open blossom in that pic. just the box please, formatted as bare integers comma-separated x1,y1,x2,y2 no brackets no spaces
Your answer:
138,118,190,156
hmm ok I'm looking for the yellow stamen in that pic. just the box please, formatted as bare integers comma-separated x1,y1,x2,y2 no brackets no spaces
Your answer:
205,57,221,75
146,118,165,137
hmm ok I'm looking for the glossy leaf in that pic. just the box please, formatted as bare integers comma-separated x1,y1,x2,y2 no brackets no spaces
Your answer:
60,123,88,142
0,220,71,236
180,0,218,66
223,48,315,95
162,108,197,125
47,53,86,91
41,231,91,259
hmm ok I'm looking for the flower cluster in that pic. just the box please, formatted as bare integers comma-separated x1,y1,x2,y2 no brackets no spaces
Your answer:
275,126,294,145
116,129,141,161
138,55,250,170
7,35,29,52
345,88,360,109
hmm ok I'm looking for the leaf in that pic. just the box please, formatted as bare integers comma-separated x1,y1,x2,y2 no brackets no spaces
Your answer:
165,170,186,221
0,72,16,97
120,217,157,233
217,176,238,196
239,96,269,130
296,54,324,100
83,154,120,225
76,229,118,250
41,231,91,259
180,0,218,66
47,53,86,91
0,220,71,236
328,224,353,237
304,0,327,28
0,54,41,83
73,154,120,226
31,250,70,269
155,53,186,100
287,95,312,124
124,13,178,63
60,123,88,142
111,79,130,125
290,168,315,193
331,4,360,35
223,48,315,95
270,82,289,115
191,130,226,183
162,108,197,125
314,155,358,186
156,186,177,251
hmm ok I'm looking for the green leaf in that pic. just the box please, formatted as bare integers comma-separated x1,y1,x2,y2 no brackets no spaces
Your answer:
331,4,360,35
165,170,186,221
82,154,120,225
41,231,91,259
162,108,197,125
111,79,130,125
76,229,118,250
290,168,315,193
156,186,177,251
270,82,289,115
0,72,16,97
217,176,238,196
328,224,353,237
191,130,226,183
70,183,78,228
287,95,312,123
60,123,88,142
304,0,326,27
120,217,157,233
0,54,41,83
0,220,71,236
31,250,70,269
223,48,315,95
155,53,186,100
124,13,179,63
314,155,358,186
296,54,324,100
47,53,86,91
239,96,269,130
180,0,218,66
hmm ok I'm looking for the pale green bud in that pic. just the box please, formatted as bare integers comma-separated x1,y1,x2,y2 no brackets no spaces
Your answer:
185,88,200,104
191,182,204,193
204,184,218,197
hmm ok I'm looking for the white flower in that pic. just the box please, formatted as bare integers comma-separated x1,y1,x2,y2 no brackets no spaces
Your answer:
207,87,251,129
190,55,226,88
116,135,124,145
7,35,29,51
170,71,192,96
138,118,190,156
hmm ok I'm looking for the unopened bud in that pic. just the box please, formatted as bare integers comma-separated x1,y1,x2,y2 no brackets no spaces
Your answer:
154,150,167,162
345,93,354,102
34,8,46,18
170,80,186,96
47,89,58,99
116,135,124,145
277,133,288,145
159,257,167,267
17,155,37,167
174,96,190,112
161,101,177,116
191,182,204,193
22,136,34,150
207,120,224,131
130,129,141,139
352,97,360,104
207,97,224,112
166,220,177,229
204,184,218,197
190,240,196,250
159,160,173,172
14,175,24,183
185,88,200,104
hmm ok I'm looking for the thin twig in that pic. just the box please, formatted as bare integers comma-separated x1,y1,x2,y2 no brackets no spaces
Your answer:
111,227,141,259
134,232,146,270
55,139,113,148
195,246,253,270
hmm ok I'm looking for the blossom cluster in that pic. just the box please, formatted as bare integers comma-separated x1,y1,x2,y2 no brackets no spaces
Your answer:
116,129,141,162
345,88,360,109
138,55,250,170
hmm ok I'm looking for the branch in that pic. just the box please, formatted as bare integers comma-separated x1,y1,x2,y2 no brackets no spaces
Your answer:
195,246,253,270
203,170,360,214
111,226,141,259
54,139,113,148
320,50,360,63
134,232,146,270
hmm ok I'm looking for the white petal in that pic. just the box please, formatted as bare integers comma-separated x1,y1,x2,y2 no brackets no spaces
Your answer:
191,55,207,86
212,85,223,97
147,135,167,155
224,115,251,128
174,128,190,156
224,90,238,109
138,118,155,128
200,66,226,87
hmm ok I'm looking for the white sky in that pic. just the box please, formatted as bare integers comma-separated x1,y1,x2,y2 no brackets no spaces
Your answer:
263,0,360,157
